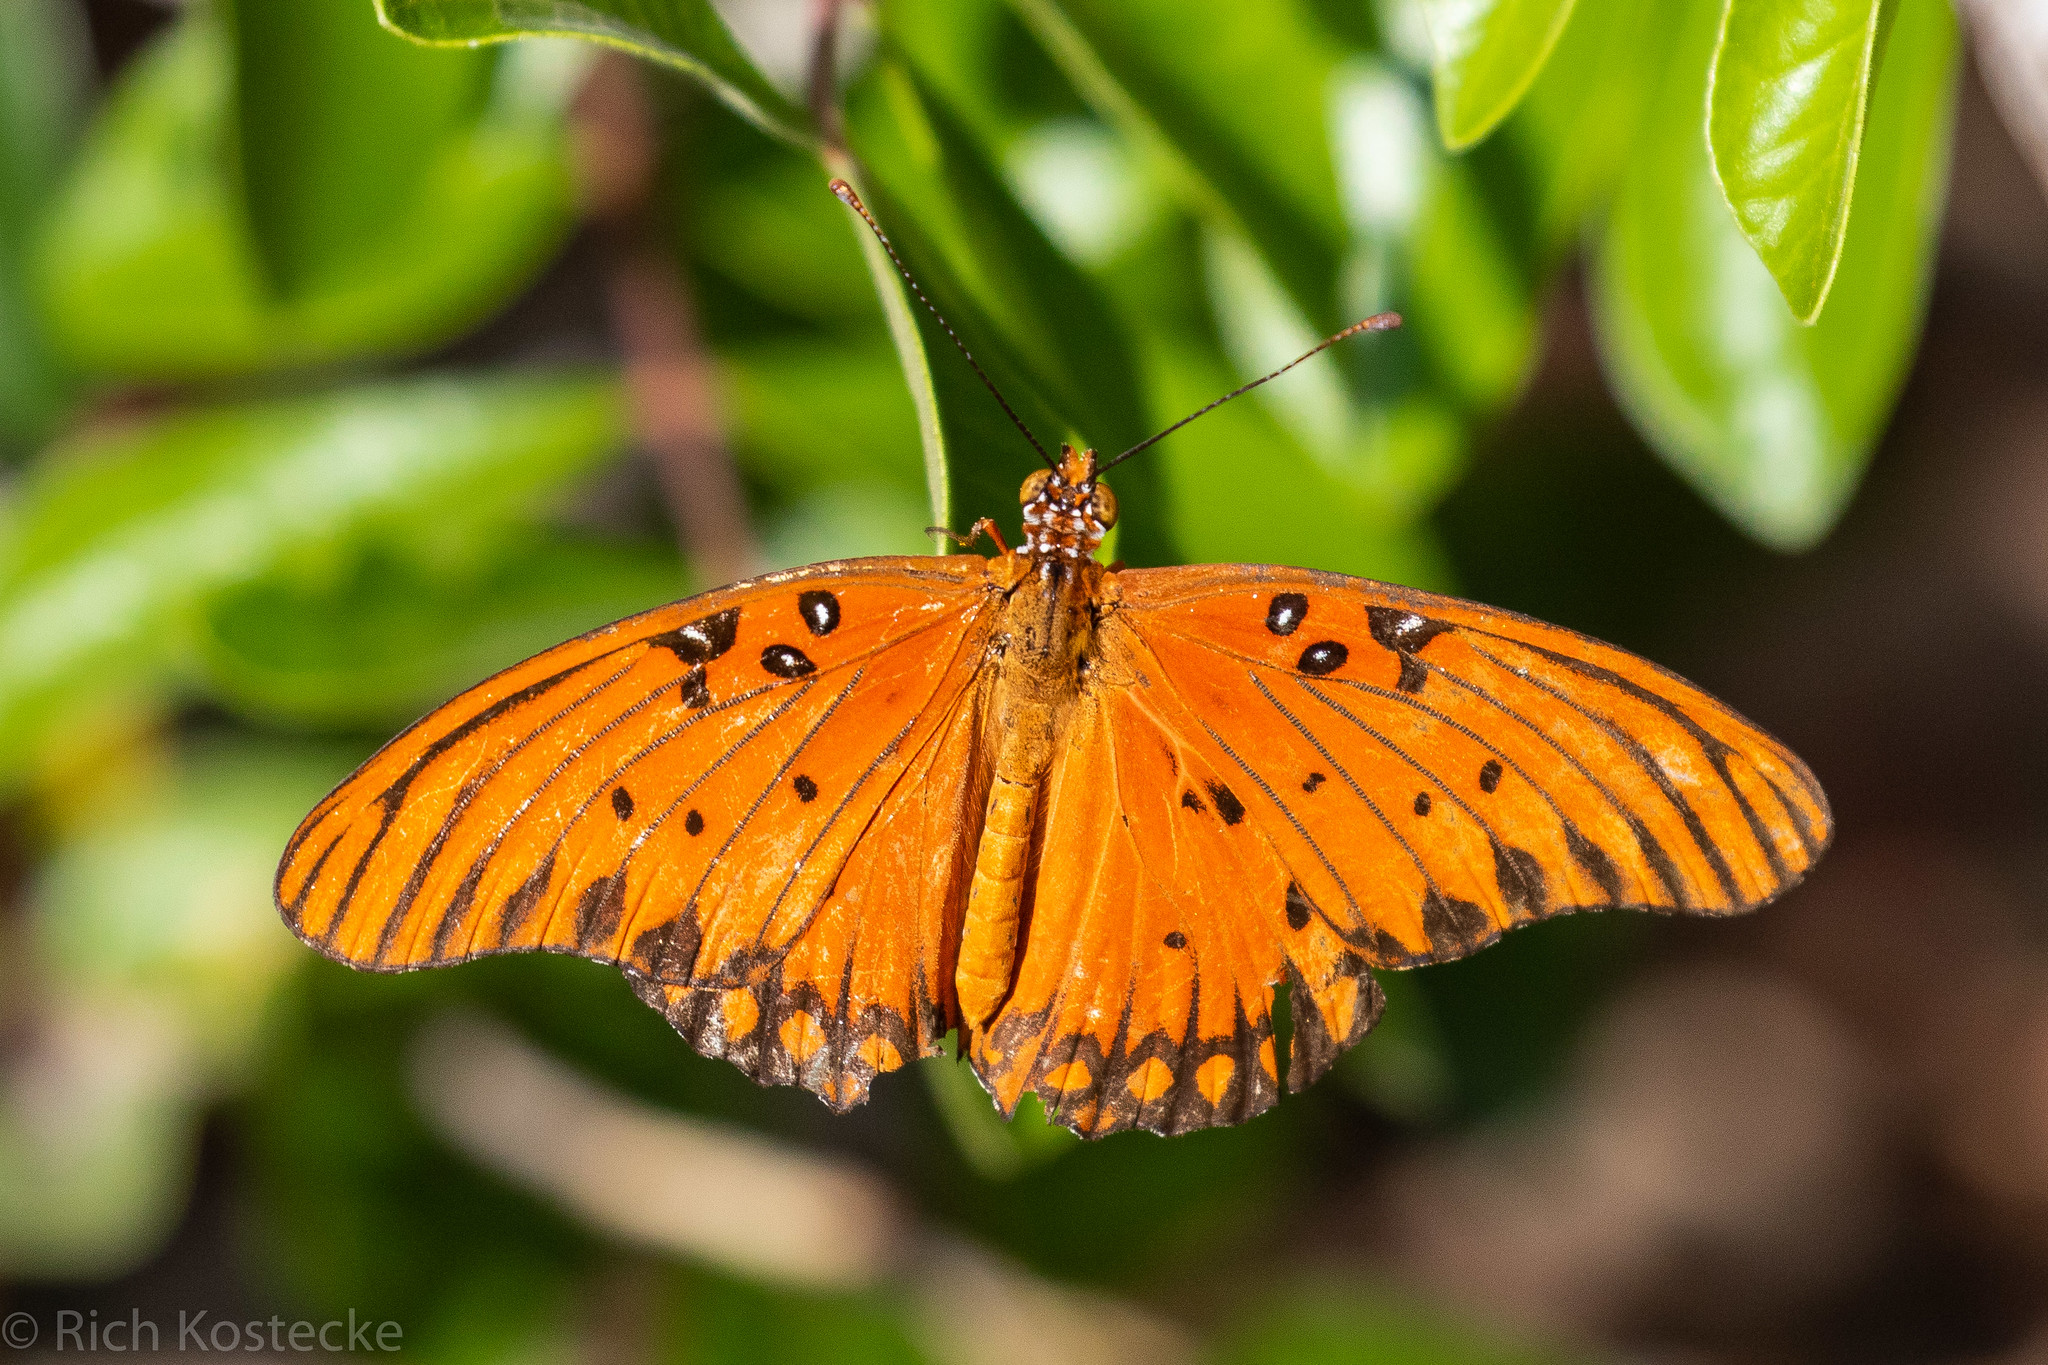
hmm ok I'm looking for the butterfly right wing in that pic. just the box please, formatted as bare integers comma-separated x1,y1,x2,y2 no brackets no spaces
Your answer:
276,557,1000,1098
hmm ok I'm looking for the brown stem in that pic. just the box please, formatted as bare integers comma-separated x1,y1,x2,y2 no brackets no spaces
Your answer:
575,54,761,589
808,0,849,152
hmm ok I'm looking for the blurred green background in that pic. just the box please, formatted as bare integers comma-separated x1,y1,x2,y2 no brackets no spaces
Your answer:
4,0,2048,1360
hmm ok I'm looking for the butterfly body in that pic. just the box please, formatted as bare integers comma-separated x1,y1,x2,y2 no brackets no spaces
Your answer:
276,446,1829,1138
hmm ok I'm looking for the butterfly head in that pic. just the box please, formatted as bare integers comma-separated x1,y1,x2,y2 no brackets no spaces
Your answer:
1020,444,1117,561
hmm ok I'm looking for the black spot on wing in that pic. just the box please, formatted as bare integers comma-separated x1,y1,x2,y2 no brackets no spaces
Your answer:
1302,772,1325,793
793,774,818,803
1284,881,1313,931
1366,606,1453,654
1266,592,1308,636
1204,780,1246,825
611,787,634,820
1298,641,1348,676
798,589,840,636
761,644,817,678
650,607,740,665
1366,606,1451,695
678,667,710,709
1413,791,1431,816
1480,759,1503,792
1164,930,1187,950
1180,789,1205,814
684,809,705,836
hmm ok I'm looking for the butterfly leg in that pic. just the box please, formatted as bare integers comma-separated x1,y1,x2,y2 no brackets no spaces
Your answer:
927,518,1011,555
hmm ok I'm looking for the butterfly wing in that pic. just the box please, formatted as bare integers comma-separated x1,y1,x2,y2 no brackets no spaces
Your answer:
975,564,1828,1138
276,556,1000,1105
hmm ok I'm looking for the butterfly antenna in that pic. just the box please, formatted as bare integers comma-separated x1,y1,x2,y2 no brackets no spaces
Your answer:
830,178,1055,469
1097,312,1403,473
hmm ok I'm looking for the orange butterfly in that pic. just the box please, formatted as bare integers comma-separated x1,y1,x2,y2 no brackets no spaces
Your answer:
275,184,1830,1138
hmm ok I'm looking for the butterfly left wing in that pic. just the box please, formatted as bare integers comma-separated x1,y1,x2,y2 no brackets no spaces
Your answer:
276,557,1000,1109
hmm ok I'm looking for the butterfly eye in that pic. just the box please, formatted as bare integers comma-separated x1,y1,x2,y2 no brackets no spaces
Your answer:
1020,468,1052,505
1089,483,1118,528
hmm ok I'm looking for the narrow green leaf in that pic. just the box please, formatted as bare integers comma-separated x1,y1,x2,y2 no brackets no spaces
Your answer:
0,0,89,448
1425,0,1579,150
0,372,624,779
1593,0,1955,550
375,0,812,148
1707,0,1887,322
825,156,955,550
229,0,493,297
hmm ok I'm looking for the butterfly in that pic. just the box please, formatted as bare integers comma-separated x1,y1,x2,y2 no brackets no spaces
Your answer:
274,183,1830,1139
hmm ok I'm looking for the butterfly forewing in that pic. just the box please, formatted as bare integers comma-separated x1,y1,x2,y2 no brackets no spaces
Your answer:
277,558,998,1002
1110,565,1831,969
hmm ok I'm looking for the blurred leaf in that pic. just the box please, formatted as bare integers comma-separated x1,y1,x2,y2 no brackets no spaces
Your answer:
375,0,812,148
844,58,1174,561
1142,336,1453,588
197,532,681,728
1708,0,1888,323
229,0,492,296
921,1052,1075,1180
1506,0,1669,253
1592,0,1954,549
3,736,352,1278
720,340,925,497
35,12,576,379
0,0,89,448
692,156,887,330
0,371,624,781
1338,971,1455,1122
1008,0,1348,328
758,483,937,571
35,737,350,1072
1424,0,1578,150
0,1004,199,1278
1217,1288,1581,1365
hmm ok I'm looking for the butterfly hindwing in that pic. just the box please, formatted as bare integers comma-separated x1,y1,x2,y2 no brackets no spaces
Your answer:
276,556,1000,1105
631,671,994,1108
970,674,1384,1138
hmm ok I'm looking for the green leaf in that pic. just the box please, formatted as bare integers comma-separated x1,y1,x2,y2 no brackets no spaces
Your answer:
1506,0,1670,253
1425,0,1579,150
34,12,576,379
375,0,812,148
0,372,624,780
229,0,493,297
0,0,89,448
1593,0,1955,550
1217,1289,1585,1365
1005,0,1349,328
196,533,681,728
1707,0,1887,322
844,57,1173,562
